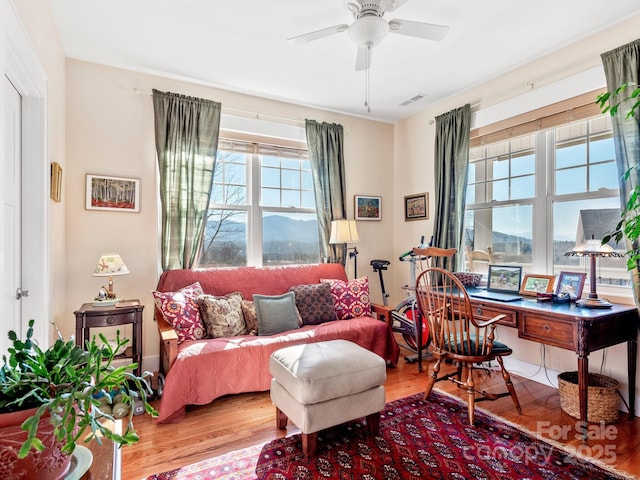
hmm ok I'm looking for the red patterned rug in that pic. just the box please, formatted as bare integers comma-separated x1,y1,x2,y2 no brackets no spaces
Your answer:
147,391,633,480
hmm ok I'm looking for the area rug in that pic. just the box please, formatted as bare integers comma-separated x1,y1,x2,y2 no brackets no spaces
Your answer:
147,391,634,480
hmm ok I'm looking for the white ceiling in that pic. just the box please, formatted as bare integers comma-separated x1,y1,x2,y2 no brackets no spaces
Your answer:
48,0,640,123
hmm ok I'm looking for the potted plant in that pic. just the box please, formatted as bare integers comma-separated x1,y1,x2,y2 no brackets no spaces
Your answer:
0,319,158,480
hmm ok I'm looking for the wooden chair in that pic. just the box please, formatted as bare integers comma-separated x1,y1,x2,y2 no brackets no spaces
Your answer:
465,246,494,273
415,266,521,425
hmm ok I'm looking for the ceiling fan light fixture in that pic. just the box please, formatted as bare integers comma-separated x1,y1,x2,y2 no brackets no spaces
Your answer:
348,16,389,48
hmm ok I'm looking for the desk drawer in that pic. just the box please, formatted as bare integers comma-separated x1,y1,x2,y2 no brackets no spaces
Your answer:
519,314,574,349
84,311,137,328
471,303,516,327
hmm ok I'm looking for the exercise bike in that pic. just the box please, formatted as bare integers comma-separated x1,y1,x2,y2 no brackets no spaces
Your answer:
370,237,432,364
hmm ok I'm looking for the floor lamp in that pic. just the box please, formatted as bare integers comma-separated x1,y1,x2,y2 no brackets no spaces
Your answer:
565,236,623,309
329,220,360,278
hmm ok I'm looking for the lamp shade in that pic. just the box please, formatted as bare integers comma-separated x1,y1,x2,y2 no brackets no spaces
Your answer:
93,253,130,277
329,220,360,244
564,237,623,258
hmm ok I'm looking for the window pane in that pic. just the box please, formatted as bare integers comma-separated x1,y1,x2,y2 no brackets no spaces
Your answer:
302,191,315,209
491,179,509,202
302,171,313,190
226,162,246,184
512,152,535,176
201,209,247,267
261,187,280,207
262,167,280,188
281,169,300,189
281,158,300,170
590,162,619,191
511,175,534,199
262,212,320,265
553,198,626,286
464,204,532,265
556,167,586,195
262,155,279,167
590,136,615,163
282,189,300,208
491,157,509,180
556,141,586,169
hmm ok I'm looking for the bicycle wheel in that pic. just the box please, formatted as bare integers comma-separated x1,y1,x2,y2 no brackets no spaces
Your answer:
398,304,430,351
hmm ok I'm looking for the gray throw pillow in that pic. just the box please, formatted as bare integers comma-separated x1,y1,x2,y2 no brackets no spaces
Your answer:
254,292,301,336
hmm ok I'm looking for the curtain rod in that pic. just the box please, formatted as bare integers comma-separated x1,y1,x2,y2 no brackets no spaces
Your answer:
133,88,306,127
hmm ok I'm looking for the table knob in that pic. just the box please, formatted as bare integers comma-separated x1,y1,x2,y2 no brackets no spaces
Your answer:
106,316,115,325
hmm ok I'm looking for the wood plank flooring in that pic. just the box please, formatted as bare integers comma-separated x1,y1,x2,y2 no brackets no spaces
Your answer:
122,350,640,479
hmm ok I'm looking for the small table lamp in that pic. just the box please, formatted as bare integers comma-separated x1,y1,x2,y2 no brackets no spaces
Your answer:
93,253,130,302
564,237,623,309
329,220,360,277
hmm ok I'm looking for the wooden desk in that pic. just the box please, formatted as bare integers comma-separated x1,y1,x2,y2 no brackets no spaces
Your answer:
417,294,639,426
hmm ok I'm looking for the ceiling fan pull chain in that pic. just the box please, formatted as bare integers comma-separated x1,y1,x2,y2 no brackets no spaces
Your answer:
365,43,371,113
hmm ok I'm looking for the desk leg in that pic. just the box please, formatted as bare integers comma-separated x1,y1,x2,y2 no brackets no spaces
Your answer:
629,339,637,418
578,354,588,440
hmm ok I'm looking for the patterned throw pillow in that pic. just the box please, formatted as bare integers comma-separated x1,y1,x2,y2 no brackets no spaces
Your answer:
241,300,258,335
289,283,337,325
321,276,371,320
197,292,247,339
152,282,206,344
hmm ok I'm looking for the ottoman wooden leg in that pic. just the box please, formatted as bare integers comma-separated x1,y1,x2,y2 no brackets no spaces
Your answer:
302,432,317,457
276,407,288,430
366,412,380,434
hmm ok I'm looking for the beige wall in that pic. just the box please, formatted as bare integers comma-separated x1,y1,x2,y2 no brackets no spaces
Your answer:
64,60,394,370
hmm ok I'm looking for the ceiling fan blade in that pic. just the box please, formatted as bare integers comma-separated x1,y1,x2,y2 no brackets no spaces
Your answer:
379,0,409,12
355,46,372,71
287,24,349,45
388,19,449,41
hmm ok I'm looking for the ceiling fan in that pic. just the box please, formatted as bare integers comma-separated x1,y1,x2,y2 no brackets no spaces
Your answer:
287,0,450,71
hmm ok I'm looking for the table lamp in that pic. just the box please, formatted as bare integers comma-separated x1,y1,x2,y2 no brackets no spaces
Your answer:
93,253,129,303
564,236,623,309
329,220,360,277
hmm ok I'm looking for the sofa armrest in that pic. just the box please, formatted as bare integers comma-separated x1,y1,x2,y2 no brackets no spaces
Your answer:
370,302,394,327
155,312,178,375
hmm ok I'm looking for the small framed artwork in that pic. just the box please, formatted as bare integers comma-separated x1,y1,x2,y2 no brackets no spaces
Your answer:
555,271,586,300
404,192,428,221
519,274,556,296
86,174,140,212
354,195,381,221
50,162,62,203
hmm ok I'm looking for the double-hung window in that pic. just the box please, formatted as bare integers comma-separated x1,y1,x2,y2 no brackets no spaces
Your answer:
465,112,627,289
199,138,319,267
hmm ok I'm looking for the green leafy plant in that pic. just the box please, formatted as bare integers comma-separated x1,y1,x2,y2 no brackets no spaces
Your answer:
597,83,640,280
0,319,158,458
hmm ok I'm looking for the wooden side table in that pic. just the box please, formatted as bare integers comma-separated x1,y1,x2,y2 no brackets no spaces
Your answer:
74,300,144,376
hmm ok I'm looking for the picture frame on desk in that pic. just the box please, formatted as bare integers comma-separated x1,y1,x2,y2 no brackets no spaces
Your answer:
555,271,586,301
520,274,555,296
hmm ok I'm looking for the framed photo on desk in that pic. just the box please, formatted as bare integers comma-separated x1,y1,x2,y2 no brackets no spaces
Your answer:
555,271,586,300
520,274,555,296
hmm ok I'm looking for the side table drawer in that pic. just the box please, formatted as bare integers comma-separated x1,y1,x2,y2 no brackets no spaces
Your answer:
471,303,517,327
85,311,137,328
519,314,574,349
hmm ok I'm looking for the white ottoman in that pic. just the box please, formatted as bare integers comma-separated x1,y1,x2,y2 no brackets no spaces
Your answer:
269,339,386,456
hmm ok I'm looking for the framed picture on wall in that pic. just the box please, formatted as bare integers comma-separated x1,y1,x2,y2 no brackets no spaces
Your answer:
354,195,382,220
86,174,140,212
404,192,428,221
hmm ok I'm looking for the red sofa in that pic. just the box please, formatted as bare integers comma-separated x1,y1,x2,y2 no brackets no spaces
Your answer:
154,263,400,423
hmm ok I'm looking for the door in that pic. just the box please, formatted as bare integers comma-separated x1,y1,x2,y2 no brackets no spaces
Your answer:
2,75,23,356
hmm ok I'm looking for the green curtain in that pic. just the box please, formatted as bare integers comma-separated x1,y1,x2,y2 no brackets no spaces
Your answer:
305,120,347,264
432,104,471,271
152,89,221,271
601,39,640,301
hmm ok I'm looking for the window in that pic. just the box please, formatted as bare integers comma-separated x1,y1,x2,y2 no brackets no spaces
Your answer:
465,114,627,288
199,139,319,267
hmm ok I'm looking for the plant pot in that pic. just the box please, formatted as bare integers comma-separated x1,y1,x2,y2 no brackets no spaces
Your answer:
0,407,72,480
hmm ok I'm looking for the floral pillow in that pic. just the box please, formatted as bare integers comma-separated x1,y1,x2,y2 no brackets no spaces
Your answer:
152,282,206,344
197,292,247,339
321,276,371,320
289,283,337,325
241,300,258,335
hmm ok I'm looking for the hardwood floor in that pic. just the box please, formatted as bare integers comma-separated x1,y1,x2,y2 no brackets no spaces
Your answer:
122,349,640,479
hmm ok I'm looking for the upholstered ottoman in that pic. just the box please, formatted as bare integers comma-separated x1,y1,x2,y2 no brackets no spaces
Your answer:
269,339,386,456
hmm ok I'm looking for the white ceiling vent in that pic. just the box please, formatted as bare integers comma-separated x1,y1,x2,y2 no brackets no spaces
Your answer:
399,94,426,106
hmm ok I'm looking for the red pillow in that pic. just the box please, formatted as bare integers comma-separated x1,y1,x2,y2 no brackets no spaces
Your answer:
321,276,370,320
152,282,206,344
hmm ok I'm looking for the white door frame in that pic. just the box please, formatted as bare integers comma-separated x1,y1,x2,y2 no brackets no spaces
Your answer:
2,0,50,347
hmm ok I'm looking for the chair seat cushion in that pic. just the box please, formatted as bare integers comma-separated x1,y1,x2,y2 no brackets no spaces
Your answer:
445,335,512,356
269,339,386,404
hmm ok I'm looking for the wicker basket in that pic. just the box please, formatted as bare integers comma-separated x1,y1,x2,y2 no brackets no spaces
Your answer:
557,371,620,423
